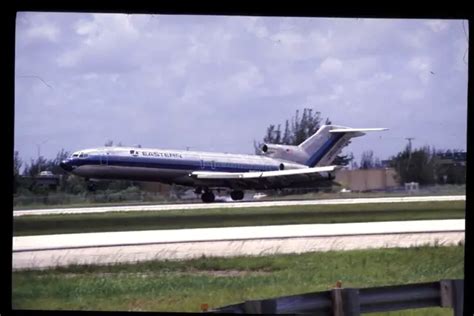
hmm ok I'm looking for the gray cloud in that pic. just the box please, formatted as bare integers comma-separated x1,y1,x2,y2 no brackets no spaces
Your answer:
15,13,468,167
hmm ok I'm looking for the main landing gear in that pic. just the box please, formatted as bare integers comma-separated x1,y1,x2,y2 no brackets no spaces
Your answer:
195,187,215,203
230,190,244,201
201,191,215,203
195,187,245,203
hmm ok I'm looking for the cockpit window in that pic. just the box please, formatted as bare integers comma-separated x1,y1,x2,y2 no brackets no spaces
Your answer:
72,154,79,157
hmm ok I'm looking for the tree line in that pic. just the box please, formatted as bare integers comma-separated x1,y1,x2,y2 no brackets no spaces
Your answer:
257,107,465,185
13,108,466,196
389,146,465,185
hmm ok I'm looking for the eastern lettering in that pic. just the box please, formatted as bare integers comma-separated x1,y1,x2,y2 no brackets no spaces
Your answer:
140,151,183,158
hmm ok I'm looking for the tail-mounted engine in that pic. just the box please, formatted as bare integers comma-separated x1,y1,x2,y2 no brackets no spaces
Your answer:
260,143,308,166
261,144,296,154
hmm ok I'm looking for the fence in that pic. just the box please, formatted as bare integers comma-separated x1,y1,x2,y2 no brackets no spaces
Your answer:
211,279,463,315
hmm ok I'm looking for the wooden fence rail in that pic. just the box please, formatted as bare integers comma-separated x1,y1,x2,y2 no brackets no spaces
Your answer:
210,279,463,315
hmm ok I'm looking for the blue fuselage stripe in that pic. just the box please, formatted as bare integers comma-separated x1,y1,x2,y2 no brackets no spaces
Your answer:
69,156,280,173
306,133,345,167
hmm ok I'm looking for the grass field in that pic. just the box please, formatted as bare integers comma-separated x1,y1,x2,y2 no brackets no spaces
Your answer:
12,245,464,314
14,201,465,236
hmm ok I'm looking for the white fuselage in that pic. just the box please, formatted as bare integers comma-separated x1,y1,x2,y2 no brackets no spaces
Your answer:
61,147,307,188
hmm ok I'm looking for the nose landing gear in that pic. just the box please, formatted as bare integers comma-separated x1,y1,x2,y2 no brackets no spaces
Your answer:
197,188,244,203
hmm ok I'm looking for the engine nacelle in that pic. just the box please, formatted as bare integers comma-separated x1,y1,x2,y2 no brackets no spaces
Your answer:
260,143,309,166
261,143,295,154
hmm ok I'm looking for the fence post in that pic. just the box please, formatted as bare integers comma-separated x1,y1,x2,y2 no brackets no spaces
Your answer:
331,288,361,316
452,280,464,316
440,279,464,316
332,288,343,316
342,289,360,316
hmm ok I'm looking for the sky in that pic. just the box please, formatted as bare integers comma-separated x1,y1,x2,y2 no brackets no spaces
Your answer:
14,12,469,168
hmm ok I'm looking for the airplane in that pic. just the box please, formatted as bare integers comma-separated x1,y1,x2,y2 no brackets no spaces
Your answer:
60,125,387,202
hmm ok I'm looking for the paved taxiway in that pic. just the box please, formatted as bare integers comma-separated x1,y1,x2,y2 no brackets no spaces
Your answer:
13,195,465,216
13,219,464,269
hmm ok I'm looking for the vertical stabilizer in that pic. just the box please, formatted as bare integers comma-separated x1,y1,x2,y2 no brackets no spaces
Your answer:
298,125,387,167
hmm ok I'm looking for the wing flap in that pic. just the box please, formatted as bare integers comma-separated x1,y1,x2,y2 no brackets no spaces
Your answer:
191,165,339,180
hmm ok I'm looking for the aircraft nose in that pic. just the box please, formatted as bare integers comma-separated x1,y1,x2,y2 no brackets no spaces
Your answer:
60,159,73,172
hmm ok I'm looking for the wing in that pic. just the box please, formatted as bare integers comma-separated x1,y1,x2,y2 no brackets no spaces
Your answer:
189,165,340,190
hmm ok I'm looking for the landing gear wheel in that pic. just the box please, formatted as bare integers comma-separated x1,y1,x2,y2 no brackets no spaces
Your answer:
201,191,215,203
230,190,244,201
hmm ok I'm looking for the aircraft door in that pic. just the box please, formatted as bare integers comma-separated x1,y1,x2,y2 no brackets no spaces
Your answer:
100,151,109,165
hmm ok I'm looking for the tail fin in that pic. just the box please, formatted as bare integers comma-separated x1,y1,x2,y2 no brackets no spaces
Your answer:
299,125,387,167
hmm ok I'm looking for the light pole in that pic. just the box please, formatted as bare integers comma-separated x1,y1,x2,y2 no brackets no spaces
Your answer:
36,139,49,173
405,137,414,153
37,139,49,159
405,137,415,172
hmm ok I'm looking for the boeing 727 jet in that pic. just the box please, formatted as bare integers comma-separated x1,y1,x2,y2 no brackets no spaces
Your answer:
60,125,387,202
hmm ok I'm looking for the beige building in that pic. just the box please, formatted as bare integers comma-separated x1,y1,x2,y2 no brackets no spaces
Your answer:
137,181,171,194
335,168,399,192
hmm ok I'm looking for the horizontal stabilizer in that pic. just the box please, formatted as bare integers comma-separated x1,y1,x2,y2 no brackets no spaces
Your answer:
330,128,388,133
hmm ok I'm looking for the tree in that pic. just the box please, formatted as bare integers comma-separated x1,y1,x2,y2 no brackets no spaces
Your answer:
253,139,262,155
350,160,359,170
104,140,123,147
13,151,22,177
263,124,276,144
104,140,114,147
374,157,382,168
13,151,23,193
334,152,354,167
360,150,374,169
281,120,291,144
24,156,49,177
390,146,438,185
274,124,281,144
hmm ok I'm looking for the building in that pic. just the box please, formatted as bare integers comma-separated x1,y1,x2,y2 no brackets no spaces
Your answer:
435,151,466,184
436,151,466,166
335,168,398,192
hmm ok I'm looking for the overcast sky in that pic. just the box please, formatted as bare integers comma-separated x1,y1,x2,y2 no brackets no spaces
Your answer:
14,12,469,167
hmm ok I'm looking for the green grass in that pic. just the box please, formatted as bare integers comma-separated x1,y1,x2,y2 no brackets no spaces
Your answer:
13,201,465,236
12,245,464,313
13,198,185,210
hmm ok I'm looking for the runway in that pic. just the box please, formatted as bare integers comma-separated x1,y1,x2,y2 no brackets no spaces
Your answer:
13,219,465,270
13,195,465,216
